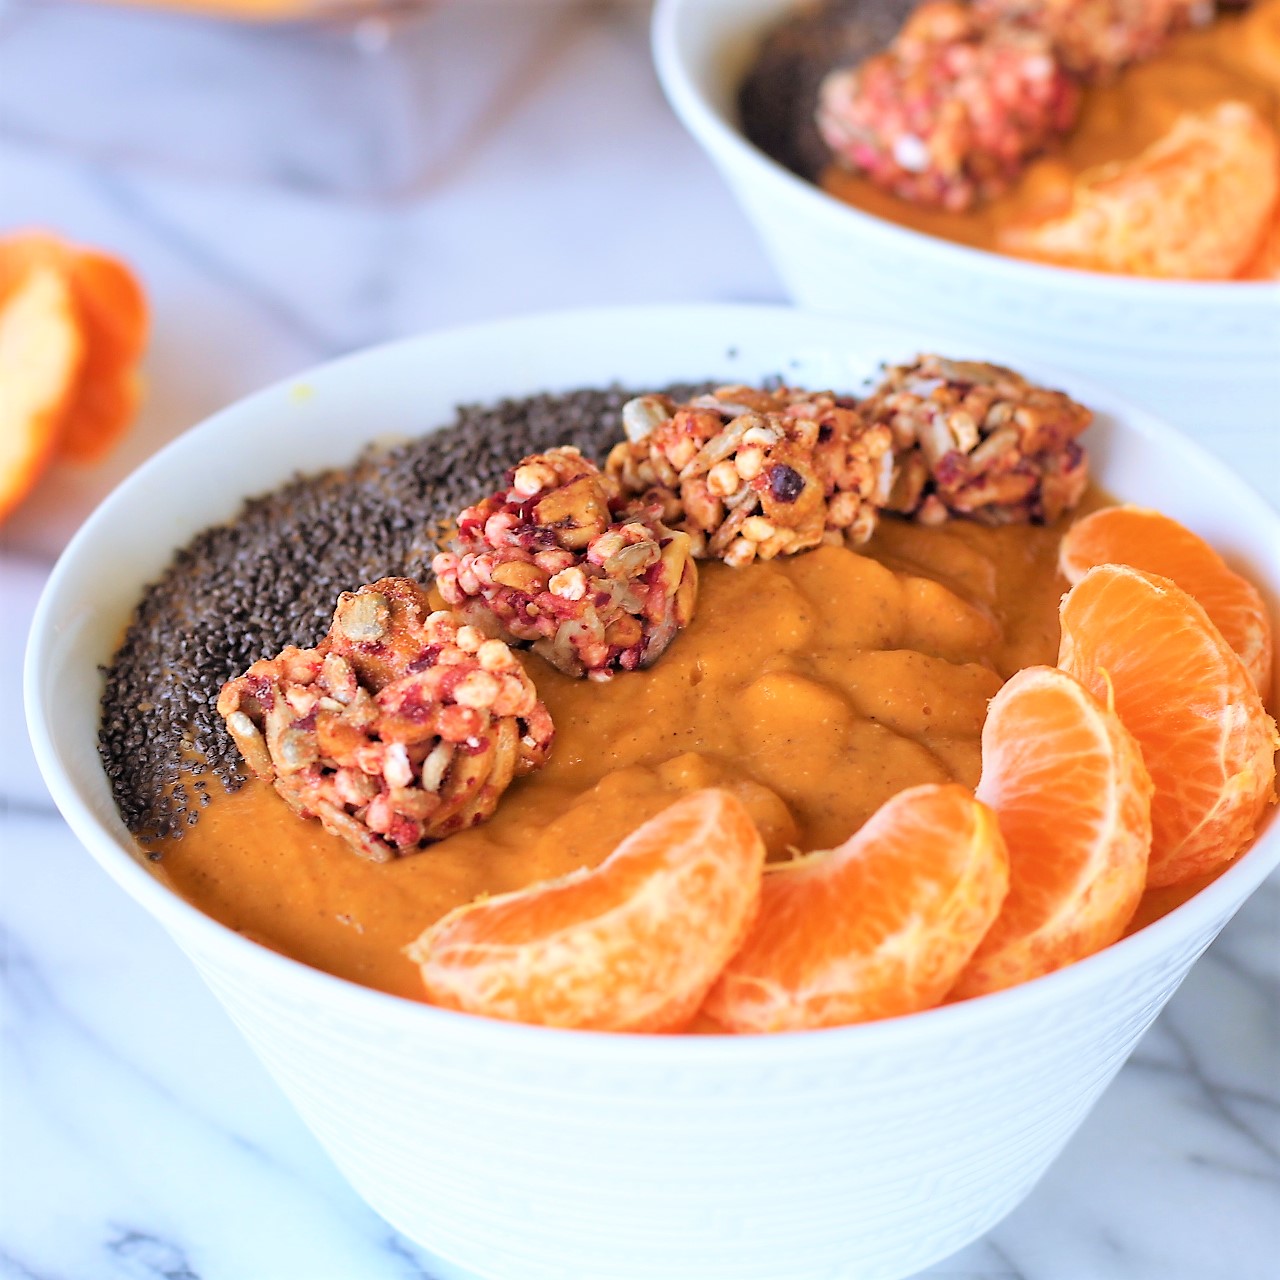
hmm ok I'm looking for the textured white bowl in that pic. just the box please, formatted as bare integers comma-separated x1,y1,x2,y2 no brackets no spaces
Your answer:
652,0,1280,436
25,306,1280,1280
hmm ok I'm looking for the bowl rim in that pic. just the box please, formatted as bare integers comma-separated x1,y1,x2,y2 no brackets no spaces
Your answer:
24,301,1280,1065
650,0,1280,303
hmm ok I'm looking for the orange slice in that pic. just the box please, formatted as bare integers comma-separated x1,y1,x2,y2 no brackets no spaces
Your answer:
1059,565,1279,888
1059,505,1274,704
998,102,1280,279
951,666,1152,999
703,783,1007,1033
0,231,148,463
0,263,85,523
406,788,765,1032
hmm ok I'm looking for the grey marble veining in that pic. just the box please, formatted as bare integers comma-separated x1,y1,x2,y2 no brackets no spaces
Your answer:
1,2,1277,1277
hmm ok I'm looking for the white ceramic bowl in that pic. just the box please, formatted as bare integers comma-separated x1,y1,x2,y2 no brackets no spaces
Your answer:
25,305,1280,1280
652,0,1280,436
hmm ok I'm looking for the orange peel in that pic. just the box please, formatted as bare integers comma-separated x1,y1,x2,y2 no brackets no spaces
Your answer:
0,262,85,523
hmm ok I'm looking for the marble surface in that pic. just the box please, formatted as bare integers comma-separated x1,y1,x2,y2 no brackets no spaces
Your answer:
1,2,1277,1277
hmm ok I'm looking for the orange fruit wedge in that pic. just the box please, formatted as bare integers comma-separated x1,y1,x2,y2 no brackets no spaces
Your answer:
1059,565,1279,888
406,788,766,1032
0,262,85,523
1060,505,1273,703
951,666,1152,999
702,783,1008,1033
0,231,148,466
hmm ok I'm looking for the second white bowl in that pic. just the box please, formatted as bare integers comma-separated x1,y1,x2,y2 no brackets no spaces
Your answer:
652,0,1280,437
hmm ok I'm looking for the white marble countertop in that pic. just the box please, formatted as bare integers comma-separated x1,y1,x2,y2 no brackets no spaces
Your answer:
1,3,1277,1277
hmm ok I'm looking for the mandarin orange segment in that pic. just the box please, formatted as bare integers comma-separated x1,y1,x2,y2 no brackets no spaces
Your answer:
1059,505,1274,703
702,783,1008,1033
0,263,85,522
951,666,1152,999
406,788,766,1032
1059,565,1279,888
0,230,148,465
998,102,1280,279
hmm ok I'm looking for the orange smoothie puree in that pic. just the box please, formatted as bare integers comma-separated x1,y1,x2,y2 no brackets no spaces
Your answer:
821,0,1280,275
152,500,1121,999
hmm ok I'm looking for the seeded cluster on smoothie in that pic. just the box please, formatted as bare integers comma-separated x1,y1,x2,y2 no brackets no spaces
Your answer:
216,577,553,862
432,445,697,680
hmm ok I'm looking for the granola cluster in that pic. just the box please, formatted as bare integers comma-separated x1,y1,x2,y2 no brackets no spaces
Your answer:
432,447,698,680
974,0,1210,79
216,578,553,861
817,1,1080,210
605,386,895,567
859,355,1092,525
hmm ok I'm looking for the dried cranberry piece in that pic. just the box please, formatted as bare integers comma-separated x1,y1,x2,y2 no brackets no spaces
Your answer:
767,463,806,504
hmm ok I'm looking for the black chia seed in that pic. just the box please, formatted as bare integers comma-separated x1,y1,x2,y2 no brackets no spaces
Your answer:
99,384,709,845
738,0,915,181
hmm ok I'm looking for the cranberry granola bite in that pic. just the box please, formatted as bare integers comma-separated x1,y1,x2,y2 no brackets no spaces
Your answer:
216,577,554,862
432,447,698,681
816,0,1080,211
974,0,1212,79
859,355,1092,525
605,385,895,567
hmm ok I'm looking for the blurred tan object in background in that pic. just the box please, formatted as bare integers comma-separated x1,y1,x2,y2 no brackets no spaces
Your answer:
0,0,577,195
98,0,384,19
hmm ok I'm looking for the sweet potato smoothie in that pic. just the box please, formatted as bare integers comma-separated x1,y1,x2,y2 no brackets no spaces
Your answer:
152,509,1086,998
